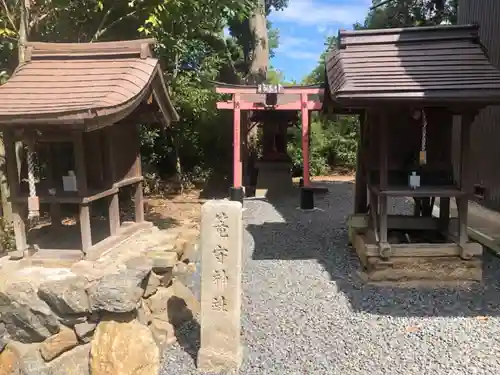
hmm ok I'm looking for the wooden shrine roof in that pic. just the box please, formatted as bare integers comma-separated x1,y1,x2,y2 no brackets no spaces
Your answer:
0,39,179,128
325,24,500,108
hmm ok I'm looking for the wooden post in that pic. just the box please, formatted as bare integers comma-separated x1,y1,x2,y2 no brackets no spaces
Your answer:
301,93,310,187
378,113,389,256
72,131,88,196
73,131,92,253
4,130,27,251
233,94,242,189
45,144,62,228
457,112,475,255
79,203,92,253
439,197,450,233
103,126,116,188
109,193,120,235
354,112,368,214
134,182,145,223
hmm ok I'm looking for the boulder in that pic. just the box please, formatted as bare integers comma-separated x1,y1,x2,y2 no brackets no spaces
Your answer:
143,272,160,299
124,256,153,275
46,344,90,375
172,262,189,277
90,319,159,375
136,300,152,326
39,327,78,362
158,270,173,287
149,319,176,350
145,281,199,327
86,267,149,313
144,286,174,317
171,280,200,318
0,345,20,375
73,322,97,344
0,282,60,343
147,251,177,273
38,276,90,316
180,242,199,263
0,324,7,353
14,346,50,375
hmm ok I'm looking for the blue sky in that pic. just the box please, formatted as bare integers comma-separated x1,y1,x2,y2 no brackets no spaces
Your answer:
268,0,373,82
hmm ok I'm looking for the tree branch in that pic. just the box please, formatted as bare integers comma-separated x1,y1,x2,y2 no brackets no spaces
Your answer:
91,1,117,42
1,0,17,32
92,8,137,42
29,12,50,31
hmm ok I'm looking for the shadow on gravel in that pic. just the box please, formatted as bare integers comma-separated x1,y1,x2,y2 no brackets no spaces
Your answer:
247,181,500,318
171,318,201,366
167,297,201,365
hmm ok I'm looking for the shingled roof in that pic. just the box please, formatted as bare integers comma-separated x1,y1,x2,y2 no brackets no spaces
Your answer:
325,24,500,108
0,39,179,128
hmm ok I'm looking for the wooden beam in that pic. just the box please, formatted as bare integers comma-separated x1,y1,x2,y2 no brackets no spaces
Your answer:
217,101,322,111
216,87,324,95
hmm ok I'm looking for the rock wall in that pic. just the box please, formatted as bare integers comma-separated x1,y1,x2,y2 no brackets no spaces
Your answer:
0,225,199,375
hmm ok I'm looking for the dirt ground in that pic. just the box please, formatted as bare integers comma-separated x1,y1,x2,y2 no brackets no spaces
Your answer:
145,174,356,231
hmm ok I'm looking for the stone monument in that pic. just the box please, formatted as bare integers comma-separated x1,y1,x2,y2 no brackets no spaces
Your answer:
197,200,243,372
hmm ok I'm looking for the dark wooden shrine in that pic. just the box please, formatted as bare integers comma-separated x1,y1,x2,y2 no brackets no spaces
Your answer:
0,39,179,259
324,24,500,281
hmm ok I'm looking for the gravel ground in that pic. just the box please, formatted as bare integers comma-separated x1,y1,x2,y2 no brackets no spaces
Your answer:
160,181,500,375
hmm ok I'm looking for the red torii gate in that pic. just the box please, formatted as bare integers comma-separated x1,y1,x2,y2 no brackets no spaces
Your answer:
215,83,324,203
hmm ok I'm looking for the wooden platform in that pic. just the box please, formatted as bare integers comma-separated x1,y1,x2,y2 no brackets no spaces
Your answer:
352,231,482,283
348,213,483,283
433,198,500,257
26,220,153,266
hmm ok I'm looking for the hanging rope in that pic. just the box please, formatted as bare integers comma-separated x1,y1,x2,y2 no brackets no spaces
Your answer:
26,140,40,219
419,109,427,165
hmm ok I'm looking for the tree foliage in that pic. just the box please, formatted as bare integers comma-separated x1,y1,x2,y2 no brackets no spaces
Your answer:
0,0,291,188
297,0,459,175
0,0,463,191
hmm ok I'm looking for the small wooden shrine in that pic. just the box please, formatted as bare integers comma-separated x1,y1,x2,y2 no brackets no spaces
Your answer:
324,24,500,281
215,83,323,201
0,39,179,260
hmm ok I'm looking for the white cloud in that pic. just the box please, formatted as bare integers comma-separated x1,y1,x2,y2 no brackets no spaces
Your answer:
270,0,371,27
276,36,322,61
288,51,321,60
223,27,231,38
317,25,327,33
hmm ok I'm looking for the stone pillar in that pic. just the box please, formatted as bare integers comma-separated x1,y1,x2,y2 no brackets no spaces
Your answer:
197,200,243,372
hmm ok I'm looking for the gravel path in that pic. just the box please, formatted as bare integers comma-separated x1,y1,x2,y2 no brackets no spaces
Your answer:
160,181,500,375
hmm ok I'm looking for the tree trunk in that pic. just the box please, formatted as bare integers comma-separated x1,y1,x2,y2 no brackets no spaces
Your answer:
245,0,269,188
247,0,269,84
0,1,29,222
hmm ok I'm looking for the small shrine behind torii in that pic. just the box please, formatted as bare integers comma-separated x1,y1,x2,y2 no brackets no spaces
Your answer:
215,83,324,205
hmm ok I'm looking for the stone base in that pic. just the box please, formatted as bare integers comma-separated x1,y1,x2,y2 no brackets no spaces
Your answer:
0,224,200,374
255,161,294,198
352,230,483,284
197,347,243,373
